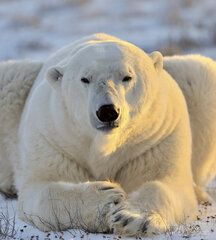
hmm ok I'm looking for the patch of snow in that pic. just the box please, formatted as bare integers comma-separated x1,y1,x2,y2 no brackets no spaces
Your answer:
1,191,216,239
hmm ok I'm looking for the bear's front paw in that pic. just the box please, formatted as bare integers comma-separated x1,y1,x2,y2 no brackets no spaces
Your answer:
0,184,17,199
81,181,126,232
108,207,146,237
87,181,126,207
108,207,167,237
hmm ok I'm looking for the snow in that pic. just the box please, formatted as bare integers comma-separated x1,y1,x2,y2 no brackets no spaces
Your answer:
1,0,216,239
1,188,216,240
1,0,216,61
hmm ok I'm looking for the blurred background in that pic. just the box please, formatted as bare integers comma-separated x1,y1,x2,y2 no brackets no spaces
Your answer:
0,0,216,61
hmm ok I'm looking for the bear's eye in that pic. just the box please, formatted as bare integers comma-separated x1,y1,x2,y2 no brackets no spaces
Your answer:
122,76,132,82
81,77,90,84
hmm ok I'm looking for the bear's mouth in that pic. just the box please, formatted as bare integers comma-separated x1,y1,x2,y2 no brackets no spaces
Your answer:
96,121,119,132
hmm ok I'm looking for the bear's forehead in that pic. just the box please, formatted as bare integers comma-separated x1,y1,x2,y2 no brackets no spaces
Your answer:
68,41,147,76
81,61,132,78
73,41,143,63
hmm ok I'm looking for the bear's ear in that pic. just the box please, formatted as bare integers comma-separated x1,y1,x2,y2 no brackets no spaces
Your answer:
149,51,163,72
46,66,64,90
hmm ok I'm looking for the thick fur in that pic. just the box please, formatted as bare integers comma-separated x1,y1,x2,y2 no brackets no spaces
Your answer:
0,34,215,237
0,60,42,196
164,55,216,192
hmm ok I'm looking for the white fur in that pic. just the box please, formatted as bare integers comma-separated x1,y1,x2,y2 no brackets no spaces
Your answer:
0,34,215,237
164,55,216,190
0,60,42,195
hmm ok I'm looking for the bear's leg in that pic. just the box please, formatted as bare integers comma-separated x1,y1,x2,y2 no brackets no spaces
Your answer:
194,184,212,203
109,178,197,237
192,151,216,188
18,181,125,232
0,141,17,198
190,121,216,202
109,122,198,237
17,134,125,232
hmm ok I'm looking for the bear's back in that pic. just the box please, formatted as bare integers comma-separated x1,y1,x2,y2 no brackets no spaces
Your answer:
164,55,216,121
164,55,216,186
0,60,42,126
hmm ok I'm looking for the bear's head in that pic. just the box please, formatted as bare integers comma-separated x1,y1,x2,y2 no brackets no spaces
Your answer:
46,40,164,152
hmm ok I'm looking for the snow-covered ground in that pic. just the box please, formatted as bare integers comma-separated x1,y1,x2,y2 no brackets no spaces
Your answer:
1,187,216,240
1,0,216,239
1,0,216,61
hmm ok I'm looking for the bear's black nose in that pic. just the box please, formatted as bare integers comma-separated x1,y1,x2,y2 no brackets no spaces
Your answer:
96,104,120,122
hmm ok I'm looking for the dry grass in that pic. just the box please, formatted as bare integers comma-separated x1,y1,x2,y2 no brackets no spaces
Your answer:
0,204,17,239
211,23,216,45
22,194,111,236
160,41,182,56
160,34,202,57
181,0,195,8
10,15,41,29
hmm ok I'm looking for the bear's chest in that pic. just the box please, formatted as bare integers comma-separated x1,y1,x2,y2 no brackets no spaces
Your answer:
86,139,152,182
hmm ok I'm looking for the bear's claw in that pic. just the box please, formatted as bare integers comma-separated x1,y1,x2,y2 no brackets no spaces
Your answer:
108,206,166,237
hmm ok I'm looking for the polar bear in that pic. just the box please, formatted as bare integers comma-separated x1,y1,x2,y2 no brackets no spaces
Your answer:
0,34,216,237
